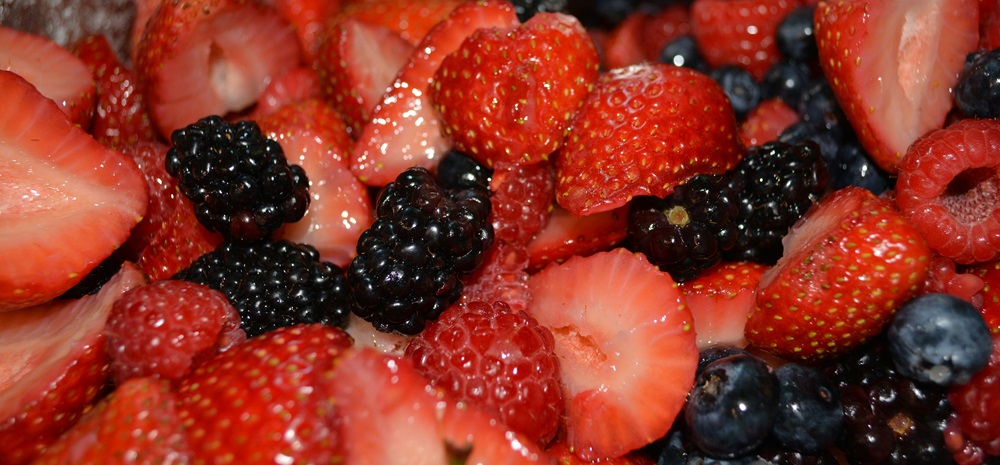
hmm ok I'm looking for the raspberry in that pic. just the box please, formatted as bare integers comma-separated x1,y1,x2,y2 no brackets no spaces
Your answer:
459,240,531,312
404,300,563,445
948,336,1000,461
105,279,245,384
489,160,555,246
920,254,986,307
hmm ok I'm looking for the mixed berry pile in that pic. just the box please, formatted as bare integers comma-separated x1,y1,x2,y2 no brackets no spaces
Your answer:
1,0,999,464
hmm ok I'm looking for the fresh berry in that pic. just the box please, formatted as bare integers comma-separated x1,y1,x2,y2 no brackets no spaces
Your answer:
775,5,818,62
460,240,532,312
119,141,179,259
490,160,556,245
438,400,555,465
267,0,342,61
436,149,494,192
351,0,521,186
29,377,190,465
527,248,698,461
546,440,656,465
0,26,95,127
771,363,843,454
948,335,1000,461
895,118,1000,264
332,0,466,46
134,0,301,138
510,0,569,22
710,65,762,121
740,97,801,147
344,312,414,357
968,260,1000,334
690,0,803,80
658,34,708,71
556,63,743,217
526,204,629,272
887,293,993,386
919,254,986,307
955,48,1000,119
685,353,779,458
0,70,147,311
257,98,374,268
724,140,828,265
981,0,1000,50
105,279,246,385
826,136,895,195
760,59,814,109
626,174,740,282
175,324,352,463
405,300,564,445
745,187,933,362
680,261,767,349
348,167,494,335
641,3,692,63
166,115,310,243
603,11,649,69
814,0,980,173
0,264,146,465
136,192,225,282
249,65,322,119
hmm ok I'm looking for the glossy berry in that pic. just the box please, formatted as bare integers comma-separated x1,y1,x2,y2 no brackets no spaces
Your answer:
436,149,493,192
710,65,762,121
697,345,750,375
684,353,778,459
175,239,352,338
510,0,568,22
772,363,843,454
349,167,493,335
489,161,555,246
166,115,310,243
775,6,818,63
887,293,993,386
827,137,894,195
659,34,709,72
954,48,1000,118
948,335,1000,461
760,59,813,109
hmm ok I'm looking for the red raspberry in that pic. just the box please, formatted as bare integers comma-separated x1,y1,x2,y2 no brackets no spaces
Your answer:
489,160,555,246
920,254,986,307
460,240,531,312
106,279,246,384
404,300,563,446
948,336,1000,462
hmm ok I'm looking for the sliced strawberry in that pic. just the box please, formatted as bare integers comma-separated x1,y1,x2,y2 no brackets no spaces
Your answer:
0,70,147,311
680,261,767,350
0,263,147,465
129,0,161,65
981,0,1000,49
350,0,521,186
968,260,1000,335
135,0,302,139
257,98,374,268
176,324,352,462
72,34,157,150
30,377,191,465
526,204,629,272
344,312,413,356
527,248,699,461
315,18,415,135
641,3,692,63
740,97,800,148
137,193,224,282
119,142,177,259
603,11,649,69
0,26,95,127
333,0,465,45
267,0,344,61
555,63,742,217
249,65,322,119
461,240,532,312
814,0,980,173
490,160,556,246
746,187,933,362
439,401,555,465
430,12,600,168
546,440,656,465
690,0,802,79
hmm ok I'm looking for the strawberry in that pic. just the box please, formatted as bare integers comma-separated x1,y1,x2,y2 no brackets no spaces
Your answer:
680,261,768,350
814,0,980,173
119,142,178,259
527,248,699,461
603,11,649,69
460,240,532,312
106,280,245,385
333,0,466,45
0,26,95,128
555,63,742,217
895,118,1000,264
257,98,374,268
72,34,157,150
344,312,414,356
266,0,343,61
405,300,564,445
641,3,692,63
136,193,224,282
526,204,629,272
981,0,1000,49
175,324,353,463
745,186,933,362
430,12,600,168
967,260,1000,335
690,0,802,80
315,18,415,135
249,65,322,119
490,160,556,245
134,0,302,139
739,97,800,148
0,263,147,465
129,0,161,65
29,377,191,465
351,0,521,186
0,70,147,311
438,400,555,465
545,441,656,465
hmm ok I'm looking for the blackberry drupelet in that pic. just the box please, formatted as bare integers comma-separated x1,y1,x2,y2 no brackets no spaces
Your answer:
349,167,493,335
436,149,493,192
174,239,351,338
627,174,739,282
823,337,958,465
166,115,310,243
724,141,828,264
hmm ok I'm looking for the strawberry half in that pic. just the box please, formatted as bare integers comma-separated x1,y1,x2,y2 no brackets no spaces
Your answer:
249,65,322,119
814,0,980,173
555,63,742,217
740,97,800,148
135,0,302,138
333,0,466,45
0,70,147,311
526,204,629,272
745,186,933,362
267,0,343,61
527,248,698,461
0,263,147,465
968,260,1000,335
680,261,767,350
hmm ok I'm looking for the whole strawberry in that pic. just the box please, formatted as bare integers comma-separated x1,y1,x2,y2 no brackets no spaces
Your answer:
690,0,802,80
555,63,742,217
745,187,933,362
430,12,601,168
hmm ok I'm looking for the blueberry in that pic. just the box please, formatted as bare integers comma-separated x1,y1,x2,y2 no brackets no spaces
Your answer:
778,121,839,167
659,35,709,73
771,363,843,454
796,80,850,138
508,0,568,22
827,138,893,195
435,149,492,192
775,6,818,63
887,293,993,386
760,59,813,109
710,65,762,121
684,354,778,459
649,428,764,465
954,48,1000,118
697,346,750,375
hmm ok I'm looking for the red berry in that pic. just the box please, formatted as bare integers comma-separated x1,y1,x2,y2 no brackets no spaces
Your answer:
490,160,556,246
949,336,1000,459
740,97,800,148
967,260,1000,335
690,0,801,80
460,240,532,312
680,261,767,350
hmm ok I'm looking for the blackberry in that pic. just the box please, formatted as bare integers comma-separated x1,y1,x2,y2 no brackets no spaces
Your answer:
724,141,828,264
174,239,351,338
349,167,493,335
823,337,957,465
627,174,740,282
436,149,493,192
166,115,309,243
